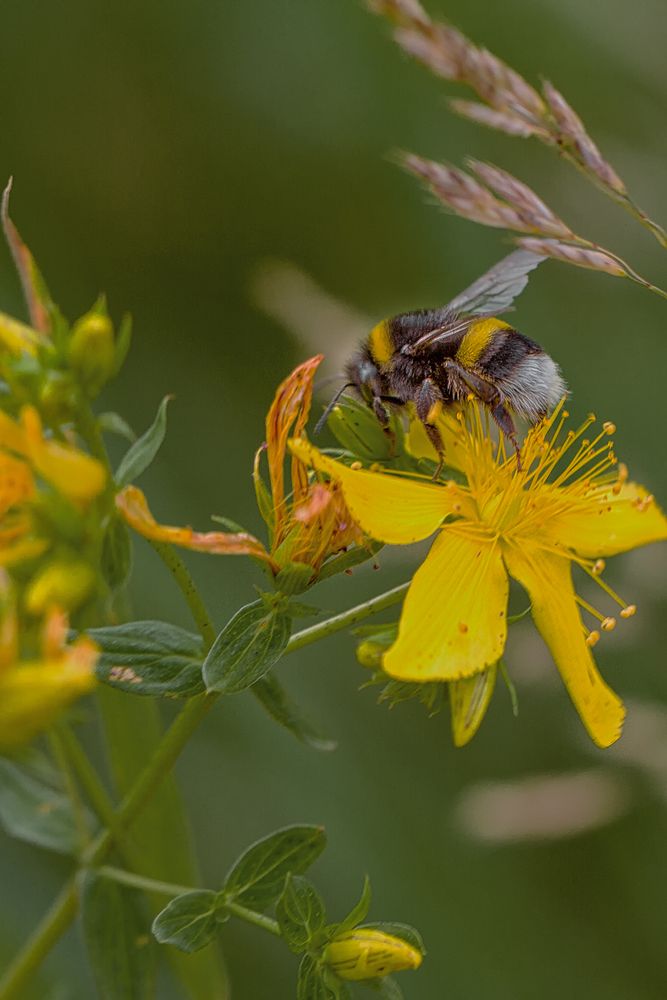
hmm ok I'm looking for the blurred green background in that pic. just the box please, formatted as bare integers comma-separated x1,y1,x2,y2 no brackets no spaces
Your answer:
1,0,667,997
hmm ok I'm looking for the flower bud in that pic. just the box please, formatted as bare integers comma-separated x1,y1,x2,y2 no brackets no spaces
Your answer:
68,312,115,396
326,396,395,462
25,560,96,616
323,928,422,981
355,639,385,669
38,370,77,424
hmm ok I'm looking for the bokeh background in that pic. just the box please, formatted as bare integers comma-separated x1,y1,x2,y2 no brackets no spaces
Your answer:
1,0,667,997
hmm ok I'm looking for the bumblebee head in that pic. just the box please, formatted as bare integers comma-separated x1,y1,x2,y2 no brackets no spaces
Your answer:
344,346,382,405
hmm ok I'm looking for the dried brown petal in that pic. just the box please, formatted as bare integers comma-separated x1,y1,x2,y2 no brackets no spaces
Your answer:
516,238,628,278
449,99,547,139
468,161,573,238
403,154,528,231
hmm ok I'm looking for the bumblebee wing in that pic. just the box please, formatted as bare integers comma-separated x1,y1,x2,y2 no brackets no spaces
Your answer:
446,248,545,317
408,250,545,353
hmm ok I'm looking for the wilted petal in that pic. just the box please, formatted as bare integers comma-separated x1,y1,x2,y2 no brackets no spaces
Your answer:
116,486,271,561
384,530,508,681
503,542,625,748
546,482,667,558
289,438,456,544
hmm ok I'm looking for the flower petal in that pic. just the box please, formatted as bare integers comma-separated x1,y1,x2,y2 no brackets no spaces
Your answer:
21,408,106,502
116,486,271,561
545,482,667,558
450,665,497,747
503,542,625,748
289,438,456,544
384,530,508,680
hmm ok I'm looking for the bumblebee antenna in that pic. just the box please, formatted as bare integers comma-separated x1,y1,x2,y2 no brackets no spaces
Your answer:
314,383,354,435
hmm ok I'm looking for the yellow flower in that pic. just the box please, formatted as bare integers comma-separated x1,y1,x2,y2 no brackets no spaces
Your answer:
0,577,97,752
323,928,423,981
290,401,667,747
117,357,365,585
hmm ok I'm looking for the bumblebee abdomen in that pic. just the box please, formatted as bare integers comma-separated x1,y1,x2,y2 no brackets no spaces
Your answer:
473,326,566,420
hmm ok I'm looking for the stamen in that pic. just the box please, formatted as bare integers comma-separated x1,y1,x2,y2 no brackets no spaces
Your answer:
601,617,616,631
620,605,637,618
350,461,362,471
603,421,616,435
586,630,600,647
593,559,605,574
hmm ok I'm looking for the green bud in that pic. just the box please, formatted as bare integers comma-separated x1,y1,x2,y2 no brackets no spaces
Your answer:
326,396,395,462
355,639,385,669
68,312,115,396
38,370,77,423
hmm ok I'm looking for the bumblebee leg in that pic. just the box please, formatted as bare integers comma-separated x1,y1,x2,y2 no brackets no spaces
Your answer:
443,360,522,469
372,396,397,456
415,378,445,478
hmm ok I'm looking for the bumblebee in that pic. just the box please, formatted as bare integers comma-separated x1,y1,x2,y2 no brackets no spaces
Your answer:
334,250,566,473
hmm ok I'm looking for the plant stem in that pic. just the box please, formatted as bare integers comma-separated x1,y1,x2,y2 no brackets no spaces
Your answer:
97,868,282,937
225,901,281,937
150,540,217,649
0,884,78,1000
47,729,90,854
56,723,120,835
96,866,193,898
0,580,410,998
285,582,410,654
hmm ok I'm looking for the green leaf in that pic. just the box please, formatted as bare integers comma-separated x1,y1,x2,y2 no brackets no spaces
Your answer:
273,561,314,596
508,605,531,624
115,395,172,487
316,541,384,583
277,875,327,954
359,923,425,956
252,676,337,752
210,514,248,533
101,514,133,590
113,313,133,375
80,871,155,999
87,620,205,698
297,955,336,1000
0,752,93,855
202,601,291,695
98,411,137,442
333,876,371,936
224,824,326,911
151,891,219,954
449,666,497,747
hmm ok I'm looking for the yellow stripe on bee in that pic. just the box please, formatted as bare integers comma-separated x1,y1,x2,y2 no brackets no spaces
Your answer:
368,320,393,365
456,317,510,367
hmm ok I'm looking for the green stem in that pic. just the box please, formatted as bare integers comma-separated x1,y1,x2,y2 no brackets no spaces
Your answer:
96,866,193,898
97,868,281,936
76,401,113,474
149,540,217,649
284,582,410,654
0,580,410,999
56,723,120,835
47,729,90,854
0,884,78,1000
225,901,281,937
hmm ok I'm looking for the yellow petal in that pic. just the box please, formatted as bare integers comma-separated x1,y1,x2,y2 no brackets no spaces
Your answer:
0,645,97,752
0,311,44,356
384,530,508,680
0,452,34,516
289,438,456,544
545,482,667,558
405,410,467,473
450,665,497,747
503,541,625,748
116,486,271,561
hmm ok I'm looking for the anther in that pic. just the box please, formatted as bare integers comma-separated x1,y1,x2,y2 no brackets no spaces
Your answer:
601,617,616,631
603,421,616,435
350,461,362,471
620,605,637,618
617,462,628,483
586,630,600,647
593,559,605,575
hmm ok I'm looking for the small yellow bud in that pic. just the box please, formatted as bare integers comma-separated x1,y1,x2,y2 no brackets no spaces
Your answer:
25,561,96,616
68,312,115,395
323,928,422,981
355,639,385,669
